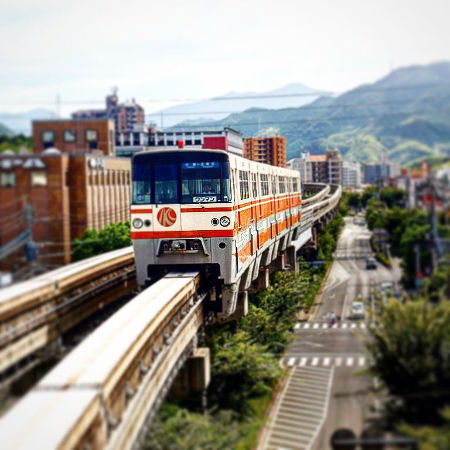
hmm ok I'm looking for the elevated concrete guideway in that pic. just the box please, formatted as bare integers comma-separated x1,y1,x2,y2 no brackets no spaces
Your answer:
0,183,341,449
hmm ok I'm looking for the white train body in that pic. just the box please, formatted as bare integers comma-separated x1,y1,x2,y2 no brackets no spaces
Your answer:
131,148,302,316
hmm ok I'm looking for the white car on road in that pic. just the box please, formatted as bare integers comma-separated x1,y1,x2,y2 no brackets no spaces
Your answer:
350,301,365,319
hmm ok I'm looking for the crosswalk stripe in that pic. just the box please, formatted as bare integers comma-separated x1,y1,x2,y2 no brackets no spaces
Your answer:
322,323,328,329
323,357,330,366
346,357,354,367
294,323,300,329
351,323,357,329
299,357,308,366
342,323,348,329
358,357,365,366
304,323,310,329
311,357,319,366
313,323,319,329
287,357,296,366
335,357,342,366
332,323,338,328
360,323,366,329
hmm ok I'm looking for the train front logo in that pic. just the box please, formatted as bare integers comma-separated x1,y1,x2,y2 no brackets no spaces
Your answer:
157,207,177,227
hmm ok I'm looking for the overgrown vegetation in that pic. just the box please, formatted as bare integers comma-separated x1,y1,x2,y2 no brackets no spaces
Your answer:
146,213,345,449
364,186,449,290
0,134,32,153
72,222,131,261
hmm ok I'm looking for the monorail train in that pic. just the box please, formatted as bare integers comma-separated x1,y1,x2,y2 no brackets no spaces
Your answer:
130,148,302,317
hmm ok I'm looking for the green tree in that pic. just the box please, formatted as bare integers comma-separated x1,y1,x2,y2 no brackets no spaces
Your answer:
399,407,450,450
366,299,450,423
72,221,131,261
207,330,281,414
145,405,242,450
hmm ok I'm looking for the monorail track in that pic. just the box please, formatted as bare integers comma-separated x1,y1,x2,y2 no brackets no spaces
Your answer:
0,248,136,394
0,271,204,450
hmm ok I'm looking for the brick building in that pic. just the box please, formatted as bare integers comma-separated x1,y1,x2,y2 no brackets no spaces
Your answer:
32,119,115,155
244,136,286,167
0,151,130,273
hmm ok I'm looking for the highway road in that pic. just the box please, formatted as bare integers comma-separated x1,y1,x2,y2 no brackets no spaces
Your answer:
260,217,401,450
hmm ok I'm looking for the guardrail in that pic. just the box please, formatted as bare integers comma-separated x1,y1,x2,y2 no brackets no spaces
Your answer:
0,247,135,380
302,183,330,206
0,272,203,450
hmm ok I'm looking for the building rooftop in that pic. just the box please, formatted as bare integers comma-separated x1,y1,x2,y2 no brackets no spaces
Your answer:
309,155,327,162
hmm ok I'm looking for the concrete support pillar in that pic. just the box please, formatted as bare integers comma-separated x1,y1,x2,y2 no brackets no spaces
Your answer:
236,291,248,317
285,246,298,272
169,347,210,399
270,253,285,272
256,268,270,290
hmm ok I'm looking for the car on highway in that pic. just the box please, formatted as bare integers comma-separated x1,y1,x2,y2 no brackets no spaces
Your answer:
350,301,365,319
365,257,377,270
353,217,366,226
379,281,394,295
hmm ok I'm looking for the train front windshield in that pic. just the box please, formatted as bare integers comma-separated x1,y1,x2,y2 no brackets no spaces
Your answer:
132,152,232,204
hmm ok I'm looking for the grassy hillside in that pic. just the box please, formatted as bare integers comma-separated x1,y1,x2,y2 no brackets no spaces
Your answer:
182,62,450,166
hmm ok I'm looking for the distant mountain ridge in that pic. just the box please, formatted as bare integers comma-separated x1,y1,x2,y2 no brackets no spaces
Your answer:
0,109,56,135
182,61,450,166
150,83,330,127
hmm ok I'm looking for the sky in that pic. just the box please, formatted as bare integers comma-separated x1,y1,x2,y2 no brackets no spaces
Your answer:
1,0,450,115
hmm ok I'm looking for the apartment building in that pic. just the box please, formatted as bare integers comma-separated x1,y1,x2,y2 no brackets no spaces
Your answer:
342,160,362,188
287,152,312,185
72,89,145,133
244,136,286,167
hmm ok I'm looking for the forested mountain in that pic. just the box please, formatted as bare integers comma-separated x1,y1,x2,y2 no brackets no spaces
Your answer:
0,122,12,136
177,62,450,165
152,83,328,127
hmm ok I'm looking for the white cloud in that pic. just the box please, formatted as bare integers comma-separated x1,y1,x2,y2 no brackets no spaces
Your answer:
0,0,449,113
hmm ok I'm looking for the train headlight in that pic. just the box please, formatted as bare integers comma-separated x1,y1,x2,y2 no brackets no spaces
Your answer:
133,218,144,229
220,216,230,227
211,218,219,226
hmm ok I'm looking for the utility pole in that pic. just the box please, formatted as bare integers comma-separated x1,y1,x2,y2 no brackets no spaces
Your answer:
24,199,37,275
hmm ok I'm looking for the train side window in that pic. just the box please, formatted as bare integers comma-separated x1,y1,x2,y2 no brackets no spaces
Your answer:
271,176,277,195
252,173,258,198
260,174,268,196
239,170,249,200
293,177,298,193
279,176,285,194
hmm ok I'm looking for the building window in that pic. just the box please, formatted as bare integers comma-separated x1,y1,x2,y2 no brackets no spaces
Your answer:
85,129,99,150
31,171,48,187
64,130,76,142
0,172,15,187
42,130,55,149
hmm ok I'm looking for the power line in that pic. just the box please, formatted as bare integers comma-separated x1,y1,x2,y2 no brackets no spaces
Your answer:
1,81,449,106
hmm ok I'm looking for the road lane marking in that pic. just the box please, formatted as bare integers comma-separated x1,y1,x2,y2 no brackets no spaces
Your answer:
323,357,330,366
287,357,296,366
346,357,354,366
358,357,366,366
322,323,328,329
351,323,357,329
313,323,319,329
294,323,300,329
360,323,366,329
299,357,308,366
332,323,338,328
304,323,310,329
342,323,348,329
311,357,319,366
335,357,342,366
